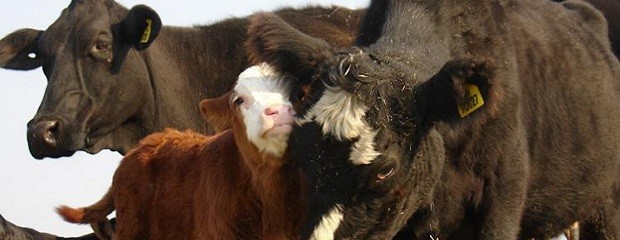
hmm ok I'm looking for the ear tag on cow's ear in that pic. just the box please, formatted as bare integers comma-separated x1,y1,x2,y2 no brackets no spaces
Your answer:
458,84,485,118
140,19,153,44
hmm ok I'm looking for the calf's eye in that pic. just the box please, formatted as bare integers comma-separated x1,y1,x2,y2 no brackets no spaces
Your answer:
233,97,245,106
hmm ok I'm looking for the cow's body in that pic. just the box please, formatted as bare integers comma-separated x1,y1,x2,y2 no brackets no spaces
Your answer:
246,0,620,239
58,64,303,240
0,0,362,159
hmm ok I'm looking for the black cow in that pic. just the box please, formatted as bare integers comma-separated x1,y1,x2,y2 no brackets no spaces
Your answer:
0,0,363,159
246,0,619,239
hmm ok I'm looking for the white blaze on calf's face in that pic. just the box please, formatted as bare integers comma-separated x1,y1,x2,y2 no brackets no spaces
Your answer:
234,64,295,157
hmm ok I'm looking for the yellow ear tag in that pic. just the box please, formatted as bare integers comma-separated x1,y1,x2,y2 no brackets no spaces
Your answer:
458,84,484,118
140,19,153,44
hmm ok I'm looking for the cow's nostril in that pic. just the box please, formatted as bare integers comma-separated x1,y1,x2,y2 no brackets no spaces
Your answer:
264,107,279,116
42,121,59,147
28,120,59,148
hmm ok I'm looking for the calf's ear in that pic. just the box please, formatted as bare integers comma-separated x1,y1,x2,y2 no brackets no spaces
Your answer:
0,28,44,70
121,5,162,51
417,57,500,127
200,93,234,133
245,13,334,83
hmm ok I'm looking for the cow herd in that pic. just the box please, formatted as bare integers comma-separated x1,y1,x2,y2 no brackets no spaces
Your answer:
0,0,618,239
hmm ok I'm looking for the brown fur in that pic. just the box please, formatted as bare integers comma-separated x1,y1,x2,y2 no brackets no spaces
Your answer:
57,92,305,240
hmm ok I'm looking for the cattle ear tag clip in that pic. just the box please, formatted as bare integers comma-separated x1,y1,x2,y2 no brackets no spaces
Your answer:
458,84,484,118
140,19,153,44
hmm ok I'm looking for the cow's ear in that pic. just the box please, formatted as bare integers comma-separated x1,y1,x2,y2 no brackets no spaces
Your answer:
246,13,334,81
200,93,233,133
416,57,500,127
121,5,162,51
0,28,43,70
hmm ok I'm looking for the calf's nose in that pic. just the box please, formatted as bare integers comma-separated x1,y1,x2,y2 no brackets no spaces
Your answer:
264,104,295,118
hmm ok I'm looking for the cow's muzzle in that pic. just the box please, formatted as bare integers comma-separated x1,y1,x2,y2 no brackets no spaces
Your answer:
27,117,78,159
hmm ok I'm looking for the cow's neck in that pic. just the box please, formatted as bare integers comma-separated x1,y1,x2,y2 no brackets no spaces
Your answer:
131,18,250,150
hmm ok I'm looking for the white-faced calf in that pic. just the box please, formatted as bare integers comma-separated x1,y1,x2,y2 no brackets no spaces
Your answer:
56,64,304,240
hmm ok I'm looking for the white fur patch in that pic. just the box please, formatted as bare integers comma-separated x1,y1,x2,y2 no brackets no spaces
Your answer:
235,63,292,157
349,128,381,165
301,90,368,140
310,205,344,240
299,89,380,165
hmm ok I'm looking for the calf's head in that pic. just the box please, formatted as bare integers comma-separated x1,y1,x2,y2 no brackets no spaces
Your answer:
200,64,295,159
246,14,500,239
0,0,162,158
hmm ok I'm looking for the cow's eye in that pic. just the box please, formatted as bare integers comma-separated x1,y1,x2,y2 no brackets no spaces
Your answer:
376,167,394,182
233,97,245,106
89,41,113,63
95,42,110,51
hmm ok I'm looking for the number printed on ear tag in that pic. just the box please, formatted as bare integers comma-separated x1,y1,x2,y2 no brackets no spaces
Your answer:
140,19,153,44
458,84,484,118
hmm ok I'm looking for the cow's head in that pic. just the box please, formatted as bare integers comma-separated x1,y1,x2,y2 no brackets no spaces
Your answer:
0,0,162,159
246,14,500,239
200,64,295,159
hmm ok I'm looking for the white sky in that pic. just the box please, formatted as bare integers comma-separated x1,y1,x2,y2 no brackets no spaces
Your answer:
0,0,366,237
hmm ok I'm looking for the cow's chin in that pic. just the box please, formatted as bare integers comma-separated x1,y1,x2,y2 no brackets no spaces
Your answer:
263,124,293,137
30,149,78,160
83,143,106,155
250,124,293,158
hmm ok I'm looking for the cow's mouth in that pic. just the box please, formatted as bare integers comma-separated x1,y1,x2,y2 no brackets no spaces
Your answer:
263,123,294,137
82,122,136,156
83,135,106,154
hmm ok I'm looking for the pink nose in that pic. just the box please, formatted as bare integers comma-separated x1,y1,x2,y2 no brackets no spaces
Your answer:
263,104,295,121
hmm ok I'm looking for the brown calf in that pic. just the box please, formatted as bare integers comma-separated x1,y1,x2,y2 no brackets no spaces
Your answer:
57,64,304,240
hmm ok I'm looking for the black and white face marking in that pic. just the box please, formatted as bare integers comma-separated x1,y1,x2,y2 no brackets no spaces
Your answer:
297,88,382,165
284,64,398,239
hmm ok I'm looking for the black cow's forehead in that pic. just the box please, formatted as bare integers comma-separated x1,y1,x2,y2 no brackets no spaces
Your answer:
38,0,128,57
